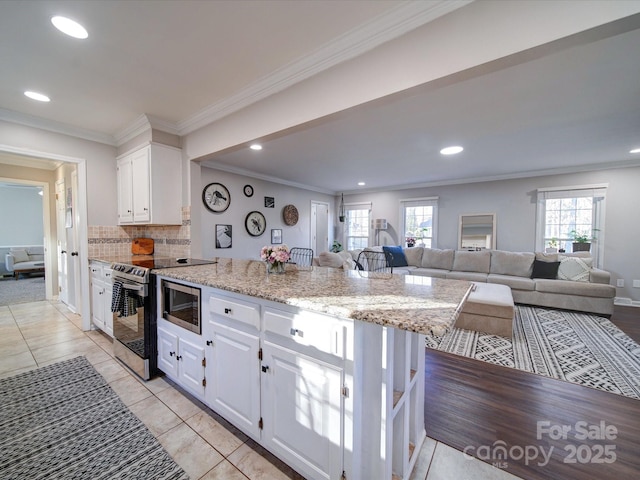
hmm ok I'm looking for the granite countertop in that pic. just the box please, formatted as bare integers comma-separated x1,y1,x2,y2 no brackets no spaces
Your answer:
153,258,472,336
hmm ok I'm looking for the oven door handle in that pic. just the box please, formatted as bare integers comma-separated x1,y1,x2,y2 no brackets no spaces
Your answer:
112,278,148,297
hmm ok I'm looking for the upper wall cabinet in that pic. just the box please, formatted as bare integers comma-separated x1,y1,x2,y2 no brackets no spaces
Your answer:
117,144,182,225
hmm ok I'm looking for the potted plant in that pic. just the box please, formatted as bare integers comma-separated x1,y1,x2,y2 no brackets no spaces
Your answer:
330,240,343,253
545,237,558,253
568,230,597,252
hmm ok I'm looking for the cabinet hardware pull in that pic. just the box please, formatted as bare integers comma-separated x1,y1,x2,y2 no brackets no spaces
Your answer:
176,355,182,361
261,365,269,373
206,340,213,346
224,307,232,314
169,351,175,356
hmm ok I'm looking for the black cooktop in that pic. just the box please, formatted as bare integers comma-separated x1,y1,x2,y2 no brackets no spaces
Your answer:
130,257,217,269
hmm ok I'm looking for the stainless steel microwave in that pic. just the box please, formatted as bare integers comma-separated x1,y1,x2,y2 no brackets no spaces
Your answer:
161,279,201,334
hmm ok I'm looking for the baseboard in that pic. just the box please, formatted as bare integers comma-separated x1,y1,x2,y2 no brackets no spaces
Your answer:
614,297,640,307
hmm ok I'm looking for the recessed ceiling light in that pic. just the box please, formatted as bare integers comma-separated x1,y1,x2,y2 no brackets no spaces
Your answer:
51,16,88,39
358,182,365,186
250,144,262,151
24,91,50,102
630,148,640,154
440,146,464,155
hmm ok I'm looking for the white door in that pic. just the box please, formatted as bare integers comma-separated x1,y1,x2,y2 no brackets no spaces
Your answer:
55,180,68,304
178,337,206,398
311,201,329,255
262,342,344,480
66,169,80,313
205,322,261,438
157,327,178,378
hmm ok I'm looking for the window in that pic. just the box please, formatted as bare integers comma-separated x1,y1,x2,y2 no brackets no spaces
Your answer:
536,186,606,267
400,197,438,248
344,203,371,250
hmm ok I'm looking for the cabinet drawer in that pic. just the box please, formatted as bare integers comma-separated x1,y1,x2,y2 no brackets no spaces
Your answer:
102,267,113,281
263,308,345,358
209,294,260,329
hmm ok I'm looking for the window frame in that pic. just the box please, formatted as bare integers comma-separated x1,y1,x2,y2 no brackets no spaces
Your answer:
399,197,439,249
535,185,607,268
343,202,371,251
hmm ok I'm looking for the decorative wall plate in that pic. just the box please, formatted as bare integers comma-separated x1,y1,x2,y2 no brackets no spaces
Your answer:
243,184,254,197
245,211,266,236
202,182,230,213
282,204,299,226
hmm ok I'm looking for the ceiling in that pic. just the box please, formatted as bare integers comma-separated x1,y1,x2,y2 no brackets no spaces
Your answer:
1,1,640,194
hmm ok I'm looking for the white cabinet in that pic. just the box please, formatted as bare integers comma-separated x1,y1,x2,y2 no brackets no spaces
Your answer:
90,261,113,337
117,143,182,225
158,322,206,399
204,293,261,438
261,341,344,480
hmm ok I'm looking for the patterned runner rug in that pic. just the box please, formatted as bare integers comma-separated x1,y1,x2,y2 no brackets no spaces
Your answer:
0,356,189,479
426,305,640,400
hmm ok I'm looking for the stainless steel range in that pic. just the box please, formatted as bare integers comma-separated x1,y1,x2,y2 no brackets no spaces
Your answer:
110,257,216,380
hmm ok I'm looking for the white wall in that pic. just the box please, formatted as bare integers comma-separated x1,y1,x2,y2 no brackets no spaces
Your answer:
0,185,43,245
342,166,640,302
0,121,117,226
198,167,334,260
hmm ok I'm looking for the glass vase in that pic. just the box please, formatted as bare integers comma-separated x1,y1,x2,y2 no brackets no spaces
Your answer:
267,261,285,274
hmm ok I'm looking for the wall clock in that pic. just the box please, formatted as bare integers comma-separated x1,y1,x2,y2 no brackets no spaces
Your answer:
245,211,266,236
202,182,230,213
282,204,299,226
243,184,254,197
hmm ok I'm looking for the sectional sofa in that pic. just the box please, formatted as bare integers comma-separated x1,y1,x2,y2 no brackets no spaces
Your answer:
315,247,615,316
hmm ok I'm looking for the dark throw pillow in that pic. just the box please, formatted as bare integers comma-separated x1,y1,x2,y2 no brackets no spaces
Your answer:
531,259,560,279
382,246,408,267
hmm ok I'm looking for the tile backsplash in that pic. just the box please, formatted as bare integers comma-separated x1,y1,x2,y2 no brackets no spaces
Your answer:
88,207,191,258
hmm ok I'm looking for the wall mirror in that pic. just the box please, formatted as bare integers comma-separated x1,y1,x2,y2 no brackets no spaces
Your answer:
459,213,496,250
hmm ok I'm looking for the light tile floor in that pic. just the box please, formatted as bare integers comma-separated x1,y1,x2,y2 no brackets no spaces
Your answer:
0,300,524,480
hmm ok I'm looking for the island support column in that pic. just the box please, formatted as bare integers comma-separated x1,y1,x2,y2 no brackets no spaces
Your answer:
350,320,426,480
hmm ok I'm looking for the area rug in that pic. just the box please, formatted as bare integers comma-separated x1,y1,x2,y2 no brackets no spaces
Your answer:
425,305,640,400
0,275,45,306
0,356,189,479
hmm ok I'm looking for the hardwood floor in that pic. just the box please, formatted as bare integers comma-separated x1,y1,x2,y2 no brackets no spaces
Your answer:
424,305,640,480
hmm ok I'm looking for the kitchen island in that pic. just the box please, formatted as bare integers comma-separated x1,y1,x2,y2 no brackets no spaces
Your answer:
153,258,471,480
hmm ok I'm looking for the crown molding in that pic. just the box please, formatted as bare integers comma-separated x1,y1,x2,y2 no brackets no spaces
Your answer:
344,159,640,195
114,114,180,146
0,108,116,146
178,0,473,135
201,160,335,196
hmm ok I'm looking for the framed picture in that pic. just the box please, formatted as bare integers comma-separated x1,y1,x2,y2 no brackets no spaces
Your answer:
264,196,275,208
215,224,232,248
271,229,282,244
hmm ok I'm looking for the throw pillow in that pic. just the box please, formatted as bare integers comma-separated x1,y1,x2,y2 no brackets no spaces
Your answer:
557,255,593,282
318,251,344,268
336,250,355,269
382,246,408,267
10,249,29,263
531,259,560,279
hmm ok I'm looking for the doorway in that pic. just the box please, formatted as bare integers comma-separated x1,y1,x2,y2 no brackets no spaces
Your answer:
311,201,330,255
0,146,90,330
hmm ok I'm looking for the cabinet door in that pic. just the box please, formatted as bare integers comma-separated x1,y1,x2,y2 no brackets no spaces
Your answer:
157,327,178,378
117,156,133,223
178,337,206,399
262,342,344,480
205,322,261,438
131,148,150,223
91,281,105,331
102,282,114,337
